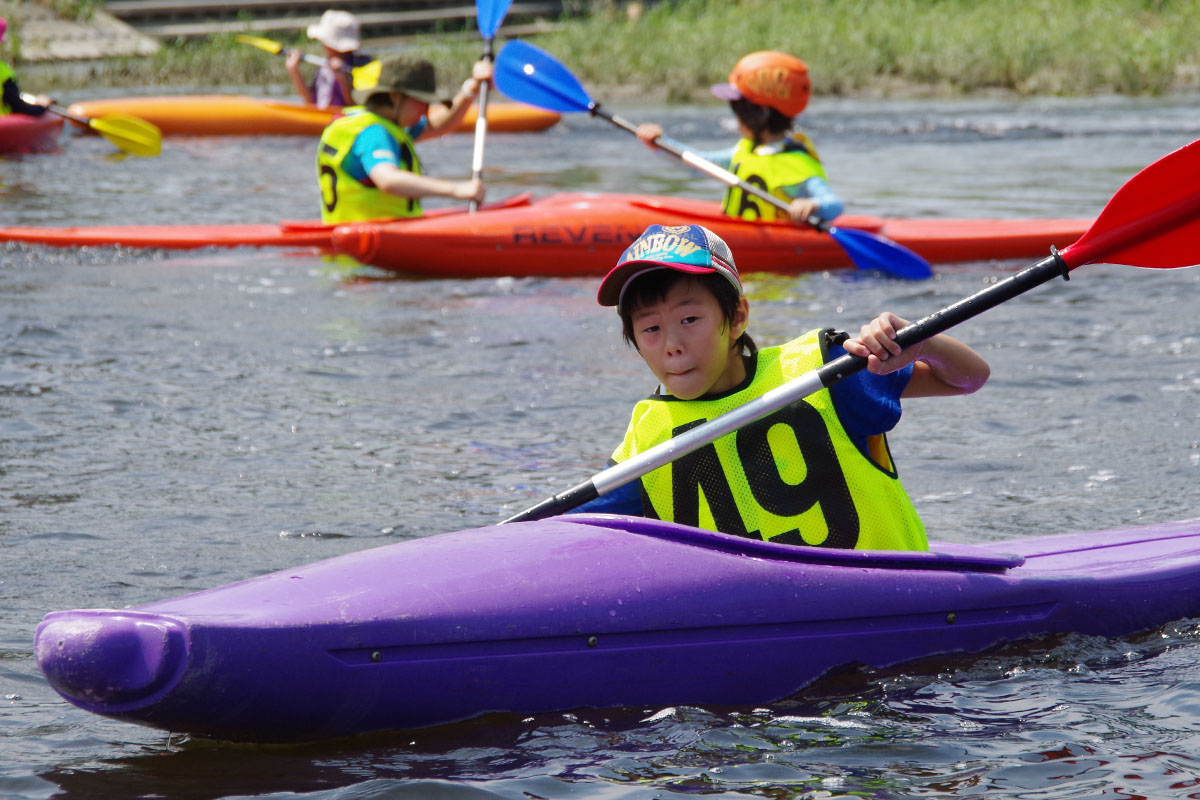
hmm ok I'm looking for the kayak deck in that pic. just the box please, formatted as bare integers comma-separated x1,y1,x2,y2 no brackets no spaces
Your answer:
0,222,334,249
35,514,1200,742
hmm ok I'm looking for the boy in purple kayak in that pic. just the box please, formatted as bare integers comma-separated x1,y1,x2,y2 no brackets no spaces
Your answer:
577,224,989,551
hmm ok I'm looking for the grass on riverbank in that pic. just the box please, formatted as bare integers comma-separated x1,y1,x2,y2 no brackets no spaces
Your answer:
20,0,1200,98
547,0,1200,99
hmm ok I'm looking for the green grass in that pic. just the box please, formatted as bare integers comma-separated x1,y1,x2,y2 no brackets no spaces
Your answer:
534,0,1200,98
20,0,1200,97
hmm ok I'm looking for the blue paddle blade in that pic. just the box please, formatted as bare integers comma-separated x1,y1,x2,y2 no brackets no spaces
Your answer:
476,0,513,40
828,226,934,280
494,40,595,114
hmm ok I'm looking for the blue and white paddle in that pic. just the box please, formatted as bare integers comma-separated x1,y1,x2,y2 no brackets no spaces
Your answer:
468,0,514,213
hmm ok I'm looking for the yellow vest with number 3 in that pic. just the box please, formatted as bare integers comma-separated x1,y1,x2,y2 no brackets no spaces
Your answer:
316,108,423,224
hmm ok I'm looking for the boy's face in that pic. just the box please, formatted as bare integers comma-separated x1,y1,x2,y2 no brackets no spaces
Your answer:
629,277,749,400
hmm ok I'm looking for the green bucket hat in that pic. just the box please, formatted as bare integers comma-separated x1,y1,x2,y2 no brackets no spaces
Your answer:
352,55,439,105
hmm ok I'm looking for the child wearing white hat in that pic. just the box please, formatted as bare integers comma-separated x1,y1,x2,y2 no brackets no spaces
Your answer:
287,10,367,108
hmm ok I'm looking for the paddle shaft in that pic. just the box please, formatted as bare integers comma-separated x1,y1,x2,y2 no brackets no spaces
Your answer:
502,250,1069,524
39,102,89,127
590,105,835,231
468,39,496,214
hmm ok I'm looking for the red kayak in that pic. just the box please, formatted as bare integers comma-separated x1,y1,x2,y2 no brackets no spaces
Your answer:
0,195,532,251
0,192,1090,276
329,193,1093,277
0,112,63,154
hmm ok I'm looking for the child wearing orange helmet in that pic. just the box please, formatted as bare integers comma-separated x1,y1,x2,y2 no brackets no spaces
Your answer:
637,51,841,225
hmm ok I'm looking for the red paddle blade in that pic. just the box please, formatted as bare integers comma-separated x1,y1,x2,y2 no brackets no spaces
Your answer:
1062,138,1200,270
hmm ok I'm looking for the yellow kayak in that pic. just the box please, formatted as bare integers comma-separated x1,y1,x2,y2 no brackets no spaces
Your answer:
65,94,560,137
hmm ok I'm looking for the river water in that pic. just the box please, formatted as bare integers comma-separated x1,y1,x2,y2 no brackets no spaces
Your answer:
2,88,1200,799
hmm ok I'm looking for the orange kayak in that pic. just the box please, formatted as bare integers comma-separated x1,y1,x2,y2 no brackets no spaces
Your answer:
65,95,560,137
0,113,63,154
330,192,1094,278
0,192,1090,276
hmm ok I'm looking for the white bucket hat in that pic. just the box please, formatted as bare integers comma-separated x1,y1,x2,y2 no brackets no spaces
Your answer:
307,10,360,52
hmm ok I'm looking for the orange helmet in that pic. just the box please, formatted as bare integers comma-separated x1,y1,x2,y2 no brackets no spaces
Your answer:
711,51,811,117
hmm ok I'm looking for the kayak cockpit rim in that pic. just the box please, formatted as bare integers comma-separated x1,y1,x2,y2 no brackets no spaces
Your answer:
555,514,1025,572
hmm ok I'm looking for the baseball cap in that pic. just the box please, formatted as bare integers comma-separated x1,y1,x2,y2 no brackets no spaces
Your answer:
597,224,742,307
352,55,439,105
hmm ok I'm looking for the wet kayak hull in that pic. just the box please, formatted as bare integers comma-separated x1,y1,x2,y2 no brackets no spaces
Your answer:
34,514,1200,742
0,113,63,154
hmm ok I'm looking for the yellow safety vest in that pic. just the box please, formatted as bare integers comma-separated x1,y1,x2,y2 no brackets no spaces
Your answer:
720,134,827,222
316,108,422,224
0,61,15,114
611,329,928,551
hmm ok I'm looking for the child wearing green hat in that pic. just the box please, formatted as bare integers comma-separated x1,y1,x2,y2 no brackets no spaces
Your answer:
316,54,491,223
578,223,990,551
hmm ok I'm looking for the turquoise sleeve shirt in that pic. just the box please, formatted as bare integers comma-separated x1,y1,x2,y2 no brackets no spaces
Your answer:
342,118,429,185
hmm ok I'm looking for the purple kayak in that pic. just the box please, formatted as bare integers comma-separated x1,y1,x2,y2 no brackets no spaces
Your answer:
34,513,1200,742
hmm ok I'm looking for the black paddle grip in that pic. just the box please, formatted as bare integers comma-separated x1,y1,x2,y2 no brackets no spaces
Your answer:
502,480,600,524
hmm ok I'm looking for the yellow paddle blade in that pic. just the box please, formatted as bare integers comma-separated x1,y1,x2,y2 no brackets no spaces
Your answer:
236,34,285,55
353,59,381,91
89,114,162,157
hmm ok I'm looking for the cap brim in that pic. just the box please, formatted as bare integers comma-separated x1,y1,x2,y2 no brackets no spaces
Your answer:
596,260,718,307
352,85,439,105
710,83,742,102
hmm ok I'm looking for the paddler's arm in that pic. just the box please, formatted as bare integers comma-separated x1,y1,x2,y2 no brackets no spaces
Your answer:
3,79,49,115
419,59,492,140
782,176,843,224
845,312,991,398
367,163,484,204
285,50,314,105
635,123,737,169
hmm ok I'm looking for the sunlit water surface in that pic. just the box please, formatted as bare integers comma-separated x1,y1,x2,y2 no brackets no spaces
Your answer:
2,89,1200,800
